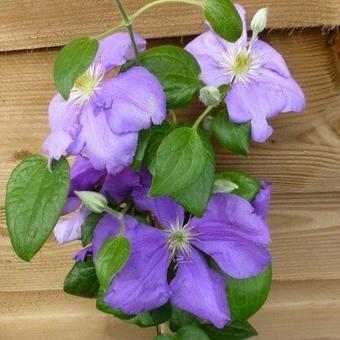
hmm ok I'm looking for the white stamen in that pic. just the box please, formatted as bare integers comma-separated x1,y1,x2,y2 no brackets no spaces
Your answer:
164,217,200,260
69,62,104,107
219,44,263,85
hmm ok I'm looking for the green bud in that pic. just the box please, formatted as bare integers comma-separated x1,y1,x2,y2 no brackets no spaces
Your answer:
199,86,221,107
213,178,239,194
75,191,108,213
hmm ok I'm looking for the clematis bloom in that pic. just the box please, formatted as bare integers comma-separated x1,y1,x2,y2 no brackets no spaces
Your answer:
186,5,305,142
44,32,166,173
91,168,271,328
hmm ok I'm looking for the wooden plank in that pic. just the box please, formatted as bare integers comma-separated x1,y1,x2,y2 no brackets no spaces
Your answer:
1,280,339,339
0,0,340,51
1,192,340,292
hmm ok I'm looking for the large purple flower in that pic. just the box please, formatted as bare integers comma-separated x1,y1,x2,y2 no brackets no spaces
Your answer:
92,169,271,328
44,32,167,173
186,5,305,142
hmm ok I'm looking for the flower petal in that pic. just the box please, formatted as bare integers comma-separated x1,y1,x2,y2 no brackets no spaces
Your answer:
103,66,166,134
132,167,185,228
74,246,93,262
93,214,170,314
226,69,305,142
62,196,81,215
252,180,272,220
101,167,140,204
192,223,271,279
81,104,138,174
54,208,88,244
94,32,146,73
43,94,82,162
169,248,230,328
193,193,271,245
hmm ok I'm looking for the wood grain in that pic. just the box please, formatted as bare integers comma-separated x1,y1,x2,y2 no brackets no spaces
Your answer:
1,280,340,339
0,0,340,51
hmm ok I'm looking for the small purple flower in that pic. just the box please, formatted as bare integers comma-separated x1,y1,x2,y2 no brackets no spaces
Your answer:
53,157,138,244
44,32,167,173
186,5,305,142
92,169,271,328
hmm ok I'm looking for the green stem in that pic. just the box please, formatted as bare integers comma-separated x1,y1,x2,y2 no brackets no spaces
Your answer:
169,109,177,124
114,0,140,60
131,0,203,21
94,0,203,40
105,207,126,234
192,106,214,130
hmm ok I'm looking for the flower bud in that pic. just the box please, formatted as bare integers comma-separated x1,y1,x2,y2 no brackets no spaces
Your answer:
213,179,239,194
199,86,221,107
75,191,108,213
251,8,268,35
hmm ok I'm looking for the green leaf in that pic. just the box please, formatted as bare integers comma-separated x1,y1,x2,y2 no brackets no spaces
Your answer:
177,326,210,340
227,266,272,320
126,304,172,328
151,127,210,195
144,123,174,175
5,155,70,261
131,45,201,108
154,336,174,340
169,308,201,332
95,236,131,290
203,0,243,42
131,129,153,171
81,212,103,246
202,320,258,339
215,171,262,202
212,109,251,156
170,129,215,216
63,258,99,298
54,37,99,100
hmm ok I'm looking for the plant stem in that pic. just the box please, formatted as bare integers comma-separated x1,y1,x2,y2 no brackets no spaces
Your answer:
192,105,214,130
131,0,203,22
114,0,140,60
105,207,126,234
169,109,177,124
94,0,203,40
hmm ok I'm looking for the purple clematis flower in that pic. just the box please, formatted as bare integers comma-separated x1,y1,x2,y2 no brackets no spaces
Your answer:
53,157,138,244
44,32,167,173
92,169,271,328
186,5,305,142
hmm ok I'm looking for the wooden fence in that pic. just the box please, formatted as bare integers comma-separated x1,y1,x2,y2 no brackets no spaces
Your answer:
1,1,340,339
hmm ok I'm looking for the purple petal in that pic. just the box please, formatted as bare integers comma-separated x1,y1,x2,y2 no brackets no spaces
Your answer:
94,32,146,73
185,5,247,88
252,180,272,220
80,104,138,174
70,156,106,194
226,68,305,142
54,208,88,244
101,167,140,203
93,214,170,314
43,94,82,162
103,66,166,134
193,193,271,245
74,246,93,262
132,168,185,228
62,196,81,215
192,223,271,279
104,225,170,314
170,248,230,328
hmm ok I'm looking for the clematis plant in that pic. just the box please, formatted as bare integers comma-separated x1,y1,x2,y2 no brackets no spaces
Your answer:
5,1,304,339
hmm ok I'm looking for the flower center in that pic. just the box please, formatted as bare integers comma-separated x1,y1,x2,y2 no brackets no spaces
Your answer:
232,52,253,76
220,45,262,85
165,222,198,259
69,63,104,106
